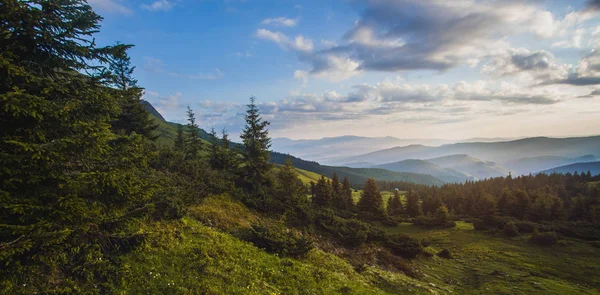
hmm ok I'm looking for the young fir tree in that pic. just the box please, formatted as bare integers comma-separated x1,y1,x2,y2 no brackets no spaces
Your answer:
275,157,308,211
185,106,203,158
331,172,341,201
340,176,355,211
312,176,333,208
387,190,404,217
0,1,154,291
405,188,423,218
108,44,158,139
357,178,385,220
174,124,186,152
240,96,273,193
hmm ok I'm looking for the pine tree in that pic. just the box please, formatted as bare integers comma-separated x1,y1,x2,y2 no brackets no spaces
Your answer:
387,190,404,217
0,1,154,290
276,156,308,211
312,176,333,208
331,172,341,200
240,96,272,192
174,124,185,151
340,176,355,211
405,188,422,218
357,178,385,220
185,106,203,158
108,44,158,139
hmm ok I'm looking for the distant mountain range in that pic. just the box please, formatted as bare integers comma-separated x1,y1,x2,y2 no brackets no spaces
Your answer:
272,136,514,163
143,100,599,184
539,161,600,176
333,137,600,175
143,102,443,187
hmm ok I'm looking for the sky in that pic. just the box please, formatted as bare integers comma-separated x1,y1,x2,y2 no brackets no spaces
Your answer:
90,0,600,140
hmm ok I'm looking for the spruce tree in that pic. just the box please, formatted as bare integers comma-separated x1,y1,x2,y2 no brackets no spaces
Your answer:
312,176,333,208
240,96,272,193
0,1,154,291
387,190,404,217
108,44,158,139
357,178,385,220
405,188,423,218
276,156,308,211
340,176,355,211
185,106,203,158
174,124,185,151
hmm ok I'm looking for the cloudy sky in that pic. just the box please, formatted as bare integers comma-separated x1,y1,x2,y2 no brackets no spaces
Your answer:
91,0,600,140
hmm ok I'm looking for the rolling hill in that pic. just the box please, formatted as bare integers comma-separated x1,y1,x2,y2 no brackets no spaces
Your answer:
144,101,444,187
373,159,471,183
334,137,600,175
504,155,599,175
539,161,600,176
428,154,508,179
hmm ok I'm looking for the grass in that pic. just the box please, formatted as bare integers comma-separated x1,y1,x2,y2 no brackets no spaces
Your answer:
118,196,442,294
379,221,600,294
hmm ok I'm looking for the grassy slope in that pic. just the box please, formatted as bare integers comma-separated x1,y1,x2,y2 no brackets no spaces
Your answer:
380,222,600,294
118,196,438,294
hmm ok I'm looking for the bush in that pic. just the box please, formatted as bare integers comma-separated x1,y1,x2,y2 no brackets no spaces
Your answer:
473,219,491,231
413,215,456,228
437,249,452,259
314,210,375,247
503,222,520,237
385,234,422,258
554,222,600,241
514,221,540,233
376,250,419,278
381,217,399,227
152,193,186,221
529,231,559,246
243,223,313,257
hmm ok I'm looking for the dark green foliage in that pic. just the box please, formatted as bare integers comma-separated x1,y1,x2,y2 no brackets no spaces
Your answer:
405,189,422,218
339,176,355,211
312,176,333,208
503,222,520,237
385,234,422,258
185,106,203,158
381,218,400,227
243,223,313,257
240,97,273,193
514,220,541,233
174,124,185,151
314,210,375,247
387,190,404,217
0,1,157,292
437,249,452,259
108,44,158,140
553,221,600,241
275,156,309,213
414,204,456,228
529,231,559,246
151,191,186,221
357,178,385,220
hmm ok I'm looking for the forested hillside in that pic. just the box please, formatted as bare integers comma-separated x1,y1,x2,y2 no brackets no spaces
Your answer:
1,2,599,294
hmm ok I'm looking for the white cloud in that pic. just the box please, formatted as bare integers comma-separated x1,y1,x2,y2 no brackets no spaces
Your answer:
88,0,132,15
141,0,175,11
255,29,313,52
261,17,298,27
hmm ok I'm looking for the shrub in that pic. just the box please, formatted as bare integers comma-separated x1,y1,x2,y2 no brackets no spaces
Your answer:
503,222,520,237
413,215,456,228
554,222,600,241
376,250,419,278
381,217,399,227
243,223,313,257
514,221,540,233
473,220,490,231
385,234,422,258
314,210,374,247
152,193,186,221
437,249,452,259
529,231,559,246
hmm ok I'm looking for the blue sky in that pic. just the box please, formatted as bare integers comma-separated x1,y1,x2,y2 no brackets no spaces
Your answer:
90,0,600,140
